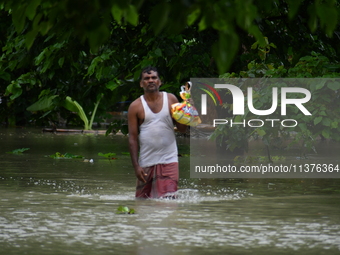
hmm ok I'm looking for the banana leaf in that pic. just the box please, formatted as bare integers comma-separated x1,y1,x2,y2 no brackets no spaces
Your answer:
27,95,59,111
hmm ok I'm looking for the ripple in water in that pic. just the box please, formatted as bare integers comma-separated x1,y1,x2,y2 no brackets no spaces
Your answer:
74,187,251,203
151,187,252,203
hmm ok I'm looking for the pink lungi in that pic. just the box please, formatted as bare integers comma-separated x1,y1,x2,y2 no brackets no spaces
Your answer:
135,162,178,198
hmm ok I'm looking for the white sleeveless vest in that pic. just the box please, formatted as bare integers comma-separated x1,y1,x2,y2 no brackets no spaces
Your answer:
138,92,178,167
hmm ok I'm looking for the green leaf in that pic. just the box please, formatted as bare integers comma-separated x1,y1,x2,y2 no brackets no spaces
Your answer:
116,206,135,214
117,206,129,213
316,4,338,37
58,57,65,68
7,148,30,154
212,31,239,74
314,116,322,125
60,96,76,112
72,99,89,130
25,30,38,48
62,97,90,130
299,55,313,61
321,129,330,139
64,153,83,159
12,5,26,33
87,56,101,76
120,124,128,135
126,4,138,26
256,129,266,136
150,2,170,34
331,121,338,129
49,152,83,159
26,0,41,20
0,71,10,81
154,48,162,57
187,8,200,26
319,111,327,116
98,152,116,158
314,80,326,90
5,82,22,100
234,115,243,122
198,15,207,31
35,49,46,65
106,80,119,91
27,95,58,111
88,24,110,53
321,118,331,127
251,41,258,50
111,4,123,24
327,82,340,91
287,0,304,19
299,123,307,131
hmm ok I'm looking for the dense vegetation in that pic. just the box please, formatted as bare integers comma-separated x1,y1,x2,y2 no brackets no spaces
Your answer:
0,0,339,137
212,52,340,159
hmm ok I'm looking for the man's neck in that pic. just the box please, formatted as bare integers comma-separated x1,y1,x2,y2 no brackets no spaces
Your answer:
144,91,162,102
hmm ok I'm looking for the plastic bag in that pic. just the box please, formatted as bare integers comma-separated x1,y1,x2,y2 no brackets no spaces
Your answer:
171,82,201,127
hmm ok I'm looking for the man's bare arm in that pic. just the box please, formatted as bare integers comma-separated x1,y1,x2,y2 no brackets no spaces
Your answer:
127,101,147,183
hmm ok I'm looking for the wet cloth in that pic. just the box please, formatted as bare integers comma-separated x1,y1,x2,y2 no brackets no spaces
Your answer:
138,92,178,168
135,162,178,198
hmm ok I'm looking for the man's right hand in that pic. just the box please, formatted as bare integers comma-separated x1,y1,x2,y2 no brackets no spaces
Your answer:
135,167,147,183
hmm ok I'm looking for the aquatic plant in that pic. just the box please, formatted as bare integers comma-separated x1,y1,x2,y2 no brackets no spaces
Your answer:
178,153,190,157
48,152,84,159
7,148,30,154
116,206,135,214
98,152,117,160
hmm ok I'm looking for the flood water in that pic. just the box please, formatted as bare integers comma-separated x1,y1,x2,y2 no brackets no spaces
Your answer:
1,128,340,255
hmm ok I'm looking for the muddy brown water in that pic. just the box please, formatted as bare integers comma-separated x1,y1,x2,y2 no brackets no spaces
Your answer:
0,128,340,255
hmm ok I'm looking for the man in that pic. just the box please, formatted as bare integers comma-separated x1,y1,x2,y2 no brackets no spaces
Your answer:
128,66,187,199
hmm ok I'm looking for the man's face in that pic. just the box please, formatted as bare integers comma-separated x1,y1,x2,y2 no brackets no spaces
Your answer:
140,70,161,92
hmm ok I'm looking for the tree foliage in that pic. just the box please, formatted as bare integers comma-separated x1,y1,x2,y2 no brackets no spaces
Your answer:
0,0,339,127
212,51,340,160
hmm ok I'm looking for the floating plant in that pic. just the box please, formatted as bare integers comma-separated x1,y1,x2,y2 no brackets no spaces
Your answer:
98,152,117,160
7,148,30,154
48,152,84,159
116,206,135,214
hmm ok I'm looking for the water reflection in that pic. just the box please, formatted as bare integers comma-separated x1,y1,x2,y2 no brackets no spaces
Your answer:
0,128,340,254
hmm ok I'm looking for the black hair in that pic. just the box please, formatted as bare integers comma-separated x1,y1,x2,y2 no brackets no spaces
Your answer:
139,66,160,81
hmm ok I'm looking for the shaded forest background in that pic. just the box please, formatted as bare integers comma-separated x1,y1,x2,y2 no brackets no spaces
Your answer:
0,0,339,134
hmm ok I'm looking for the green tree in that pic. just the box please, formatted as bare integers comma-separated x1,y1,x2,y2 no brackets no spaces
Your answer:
1,0,339,127
213,52,340,161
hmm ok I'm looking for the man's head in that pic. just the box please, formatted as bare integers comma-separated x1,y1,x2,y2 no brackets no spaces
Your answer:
139,66,159,81
139,66,162,93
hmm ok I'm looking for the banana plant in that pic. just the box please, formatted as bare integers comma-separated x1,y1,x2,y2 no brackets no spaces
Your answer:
62,95,102,130
27,93,103,130
26,79,121,130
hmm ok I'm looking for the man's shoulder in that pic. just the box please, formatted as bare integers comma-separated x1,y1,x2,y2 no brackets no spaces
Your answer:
128,97,142,111
165,92,175,97
165,92,179,104
130,97,142,106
